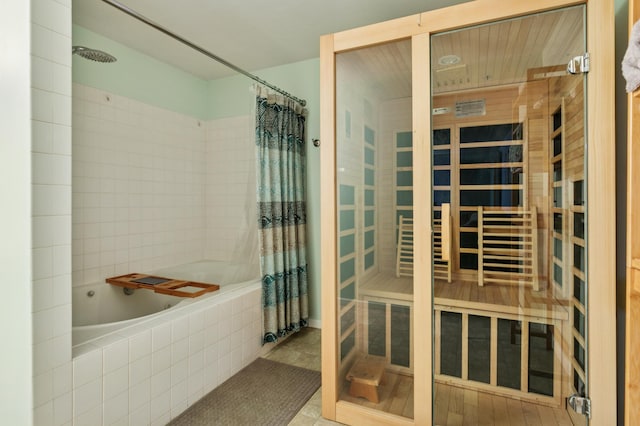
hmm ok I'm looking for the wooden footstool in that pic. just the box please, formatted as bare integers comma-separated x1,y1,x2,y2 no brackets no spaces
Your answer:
346,355,386,403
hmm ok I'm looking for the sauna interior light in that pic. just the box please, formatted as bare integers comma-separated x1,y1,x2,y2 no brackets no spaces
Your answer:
438,54,461,66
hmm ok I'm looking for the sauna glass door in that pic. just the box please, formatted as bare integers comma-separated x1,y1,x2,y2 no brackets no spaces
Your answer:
430,6,589,425
334,38,415,420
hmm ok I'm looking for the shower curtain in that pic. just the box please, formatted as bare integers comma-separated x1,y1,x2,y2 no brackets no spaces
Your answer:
255,87,309,343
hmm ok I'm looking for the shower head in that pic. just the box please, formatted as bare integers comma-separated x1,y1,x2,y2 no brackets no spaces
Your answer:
72,46,117,63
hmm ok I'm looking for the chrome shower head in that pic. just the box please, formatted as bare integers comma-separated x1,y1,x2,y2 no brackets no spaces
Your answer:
72,46,117,63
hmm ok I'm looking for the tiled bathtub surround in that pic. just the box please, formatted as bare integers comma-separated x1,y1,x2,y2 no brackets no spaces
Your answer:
71,84,261,424
72,284,262,425
72,84,207,286
72,84,256,287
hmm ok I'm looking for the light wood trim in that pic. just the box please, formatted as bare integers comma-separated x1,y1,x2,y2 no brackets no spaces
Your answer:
478,207,484,287
531,206,540,291
628,0,640,424
320,32,338,421
461,313,469,381
332,0,584,54
417,0,585,35
412,31,432,426
586,0,617,424
336,400,414,426
490,317,498,386
441,203,451,262
333,15,420,53
521,321,530,394
435,310,442,375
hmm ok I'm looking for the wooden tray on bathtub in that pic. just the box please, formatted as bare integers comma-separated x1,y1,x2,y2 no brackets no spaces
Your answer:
106,273,220,298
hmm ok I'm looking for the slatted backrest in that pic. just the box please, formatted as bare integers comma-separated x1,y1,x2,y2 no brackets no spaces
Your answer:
434,203,452,283
396,215,414,277
478,207,539,290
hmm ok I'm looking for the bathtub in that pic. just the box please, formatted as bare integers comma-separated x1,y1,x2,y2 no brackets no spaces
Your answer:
72,259,260,346
71,260,263,425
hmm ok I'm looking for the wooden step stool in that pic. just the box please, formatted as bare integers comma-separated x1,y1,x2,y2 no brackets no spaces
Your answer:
346,355,386,403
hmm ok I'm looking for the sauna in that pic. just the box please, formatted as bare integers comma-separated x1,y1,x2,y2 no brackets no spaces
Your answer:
320,0,616,425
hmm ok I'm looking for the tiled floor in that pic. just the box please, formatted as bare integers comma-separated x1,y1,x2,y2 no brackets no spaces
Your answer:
263,327,343,426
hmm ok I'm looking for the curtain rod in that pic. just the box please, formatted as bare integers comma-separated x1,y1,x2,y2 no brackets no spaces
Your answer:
101,0,307,107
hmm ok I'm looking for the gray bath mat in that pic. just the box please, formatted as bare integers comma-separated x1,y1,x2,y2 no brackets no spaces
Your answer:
168,357,321,425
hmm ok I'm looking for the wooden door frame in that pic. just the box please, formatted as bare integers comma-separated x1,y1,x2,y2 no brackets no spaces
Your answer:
320,0,615,424
626,1,640,425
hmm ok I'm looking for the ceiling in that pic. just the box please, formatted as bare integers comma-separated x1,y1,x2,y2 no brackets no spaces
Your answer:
72,0,470,81
339,6,584,98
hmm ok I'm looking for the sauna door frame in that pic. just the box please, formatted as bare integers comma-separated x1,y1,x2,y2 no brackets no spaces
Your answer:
320,0,616,424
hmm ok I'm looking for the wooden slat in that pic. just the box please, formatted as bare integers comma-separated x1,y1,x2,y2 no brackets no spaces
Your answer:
478,207,539,290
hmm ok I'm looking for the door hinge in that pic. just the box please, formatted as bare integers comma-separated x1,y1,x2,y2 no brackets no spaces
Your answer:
568,394,592,418
567,53,590,74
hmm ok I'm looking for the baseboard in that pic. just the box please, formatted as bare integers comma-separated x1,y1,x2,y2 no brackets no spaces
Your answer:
308,318,321,329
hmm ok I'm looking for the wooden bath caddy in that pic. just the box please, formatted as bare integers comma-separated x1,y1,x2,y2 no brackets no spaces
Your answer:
106,273,220,298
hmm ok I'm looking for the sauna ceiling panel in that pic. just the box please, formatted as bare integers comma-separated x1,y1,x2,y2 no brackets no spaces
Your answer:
343,7,583,99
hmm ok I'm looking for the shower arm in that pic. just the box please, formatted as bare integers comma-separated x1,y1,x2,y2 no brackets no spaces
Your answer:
101,0,307,107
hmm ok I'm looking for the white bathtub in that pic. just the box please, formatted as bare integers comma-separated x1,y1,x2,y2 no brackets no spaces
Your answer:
72,259,260,347
71,259,263,424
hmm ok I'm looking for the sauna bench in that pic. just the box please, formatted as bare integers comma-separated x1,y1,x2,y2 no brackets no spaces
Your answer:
359,271,413,302
106,273,220,298
358,271,569,321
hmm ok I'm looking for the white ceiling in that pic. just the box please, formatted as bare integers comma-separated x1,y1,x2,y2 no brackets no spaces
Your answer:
72,0,470,80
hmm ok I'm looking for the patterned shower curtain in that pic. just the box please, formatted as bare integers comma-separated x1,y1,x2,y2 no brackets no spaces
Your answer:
255,87,309,343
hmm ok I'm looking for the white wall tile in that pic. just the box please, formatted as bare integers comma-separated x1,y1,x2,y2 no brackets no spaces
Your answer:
170,358,188,385
129,355,151,387
129,402,150,426
33,401,54,426
171,337,189,363
50,333,72,369
151,345,171,375
171,317,189,342
34,370,53,407
103,365,127,401
53,391,72,426
150,369,171,399
187,372,203,406
129,330,151,361
103,340,129,374
129,378,150,411
170,379,188,417
53,362,72,397
73,348,102,389
102,390,128,426
150,390,170,424
151,323,171,351
73,377,102,417
73,404,102,426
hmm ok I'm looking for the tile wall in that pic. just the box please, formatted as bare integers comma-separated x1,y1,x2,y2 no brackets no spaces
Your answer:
31,0,74,424
72,84,207,288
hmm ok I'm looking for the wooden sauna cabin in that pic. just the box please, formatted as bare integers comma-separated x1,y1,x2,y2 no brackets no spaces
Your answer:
320,1,616,425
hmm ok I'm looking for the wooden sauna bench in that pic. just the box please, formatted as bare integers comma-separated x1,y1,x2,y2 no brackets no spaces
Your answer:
360,271,568,322
359,271,413,302
434,279,569,322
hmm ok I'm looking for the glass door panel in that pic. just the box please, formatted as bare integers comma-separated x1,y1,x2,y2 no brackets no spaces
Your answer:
335,38,414,419
430,6,588,424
